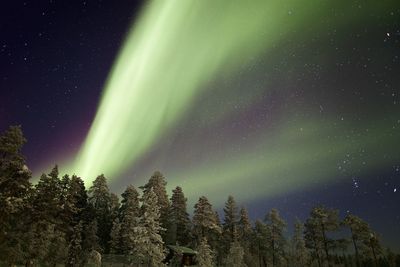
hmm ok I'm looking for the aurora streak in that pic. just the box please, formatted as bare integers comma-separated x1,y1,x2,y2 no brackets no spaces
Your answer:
65,0,399,205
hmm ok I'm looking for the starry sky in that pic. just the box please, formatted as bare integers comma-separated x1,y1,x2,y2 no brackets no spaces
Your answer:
1,1,400,250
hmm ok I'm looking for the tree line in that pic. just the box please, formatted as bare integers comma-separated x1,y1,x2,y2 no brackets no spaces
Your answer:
0,125,399,267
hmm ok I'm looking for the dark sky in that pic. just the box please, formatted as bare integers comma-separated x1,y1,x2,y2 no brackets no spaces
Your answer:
1,0,400,251
0,0,142,170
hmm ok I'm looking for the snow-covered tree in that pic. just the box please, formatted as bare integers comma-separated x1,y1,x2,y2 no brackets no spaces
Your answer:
343,214,384,266
133,188,165,266
60,174,88,241
225,240,247,267
304,206,339,267
264,208,287,267
140,171,170,242
88,174,112,253
192,196,221,244
197,237,214,267
81,218,100,258
253,219,269,266
119,185,140,254
238,207,252,243
169,186,191,245
110,192,120,220
67,222,83,267
47,229,67,266
26,220,56,265
109,217,122,254
238,207,254,267
292,219,310,266
0,126,32,265
222,195,239,251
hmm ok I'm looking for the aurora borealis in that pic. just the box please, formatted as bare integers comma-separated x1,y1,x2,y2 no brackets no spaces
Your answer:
1,0,399,250
69,0,399,204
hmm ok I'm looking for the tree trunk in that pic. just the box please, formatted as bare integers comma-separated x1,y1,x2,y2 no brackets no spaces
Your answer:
315,247,322,267
320,222,330,266
350,228,360,267
272,238,275,267
263,255,267,267
370,243,378,267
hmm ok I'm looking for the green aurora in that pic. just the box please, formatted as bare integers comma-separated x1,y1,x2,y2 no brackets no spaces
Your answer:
56,0,400,205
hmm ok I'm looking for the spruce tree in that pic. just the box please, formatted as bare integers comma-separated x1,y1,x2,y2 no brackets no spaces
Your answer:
225,240,247,267
253,220,269,267
119,185,140,254
197,237,214,267
60,174,88,240
47,228,68,266
26,221,56,265
109,217,122,254
238,207,254,267
238,207,252,243
82,218,100,257
192,196,221,245
264,208,287,267
292,219,310,266
141,171,170,243
110,192,120,220
67,222,83,267
222,195,239,252
133,188,165,266
0,125,31,265
88,174,112,253
169,186,191,245
32,166,63,224
28,166,67,265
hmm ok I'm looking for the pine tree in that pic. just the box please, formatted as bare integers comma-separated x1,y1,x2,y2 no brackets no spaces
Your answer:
169,186,191,245
60,175,88,240
82,217,100,257
88,174,112,253
253,219,269,267
304,206,339,267
292,219,310,266
343,214,368,267
222,195,239,251
110,192,120,220
32,166,63,224
28,166,68,265
109,217,122,254
363,231,383,266
225,240,247,267
192,196,221,245
67,221,83,267
133,188,165,266
119,185,140,254
264,208,287,267
238,207,252,243
343,214,384,266
238,207,253,267
304,215,324,267
141,171,170,242
0,125,32,265
197,237,214,267
47,228,68,266
26,220,56,265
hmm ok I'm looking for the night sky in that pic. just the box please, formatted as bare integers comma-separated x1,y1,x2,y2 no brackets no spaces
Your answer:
1,1,400,250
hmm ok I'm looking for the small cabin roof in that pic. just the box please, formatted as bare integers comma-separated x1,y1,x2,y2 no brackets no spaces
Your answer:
167,245,197,255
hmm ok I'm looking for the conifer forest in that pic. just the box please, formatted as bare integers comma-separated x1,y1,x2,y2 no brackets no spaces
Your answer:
1,1,399,267
1,126,399,266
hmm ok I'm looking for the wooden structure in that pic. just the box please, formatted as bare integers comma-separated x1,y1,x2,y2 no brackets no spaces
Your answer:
165,245,198,266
